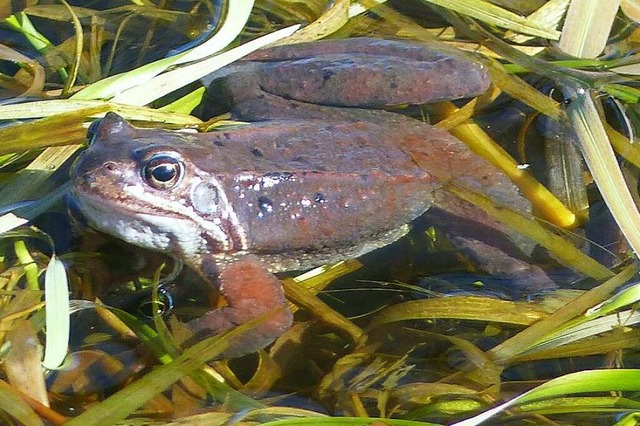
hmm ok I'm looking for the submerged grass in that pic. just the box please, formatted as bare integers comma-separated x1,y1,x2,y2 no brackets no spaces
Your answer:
0,0,640,425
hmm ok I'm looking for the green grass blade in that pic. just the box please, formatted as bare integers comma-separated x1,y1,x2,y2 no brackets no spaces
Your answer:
4,12,51,52
112,24,300,106
70,55,178,100
455,370,640,425
584,281,640,320
14,240,38,290
526,309,640,353
158,87,206,114
42,255,70,370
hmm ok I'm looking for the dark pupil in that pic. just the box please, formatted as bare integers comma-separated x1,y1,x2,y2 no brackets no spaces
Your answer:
151,164,176,182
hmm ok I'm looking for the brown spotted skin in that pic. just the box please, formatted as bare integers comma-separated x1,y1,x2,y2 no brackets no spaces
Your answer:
199,120,439,257
72,38,553,360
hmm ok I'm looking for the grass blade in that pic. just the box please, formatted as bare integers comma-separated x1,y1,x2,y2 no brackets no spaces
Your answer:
489,263,636,364
564,86,640,258
420,0,561,39
455,370,640,425
0,99,202,124
559,0,621,58
111,25,300,106
0,379,42,426
60,0,82,96
272,0,349,44
72,2,254,100
62,312,277,426
507,0,570,43
171,1,254,64
42,255,70,370
434,102,577,229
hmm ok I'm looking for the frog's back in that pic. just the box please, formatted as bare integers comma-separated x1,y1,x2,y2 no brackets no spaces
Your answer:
192,120,439,269
196,120,424,175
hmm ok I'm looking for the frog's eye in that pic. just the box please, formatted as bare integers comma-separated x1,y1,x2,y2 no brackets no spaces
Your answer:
142,154,184,190
137,288,174,319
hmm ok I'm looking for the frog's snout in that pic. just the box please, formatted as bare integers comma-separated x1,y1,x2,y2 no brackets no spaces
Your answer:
71,165,98,192
71,149,121,192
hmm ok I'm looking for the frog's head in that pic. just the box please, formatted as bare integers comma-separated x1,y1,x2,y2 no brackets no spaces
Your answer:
71,113,248,261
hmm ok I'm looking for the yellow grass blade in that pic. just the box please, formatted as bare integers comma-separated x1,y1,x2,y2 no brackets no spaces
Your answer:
0,379,42,426
60,0,82,96
559,0,621,58
489,263,636,364
273,0,349,44
0,100,201,124
507,0,570,43
434,101,578,229
622,0,640,22
369,296,550,328
447,182,612,280
282,278,364,344
420,0,561,39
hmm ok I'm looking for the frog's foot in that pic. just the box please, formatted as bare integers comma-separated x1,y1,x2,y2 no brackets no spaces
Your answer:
449,236,557,291
188,256,293,359
428,193,557,292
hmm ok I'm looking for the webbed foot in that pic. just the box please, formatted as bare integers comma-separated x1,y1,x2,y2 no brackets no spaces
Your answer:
188,256,292,359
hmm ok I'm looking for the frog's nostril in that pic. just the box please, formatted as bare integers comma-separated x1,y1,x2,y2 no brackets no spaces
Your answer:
104,161,117,172
80,172,96,186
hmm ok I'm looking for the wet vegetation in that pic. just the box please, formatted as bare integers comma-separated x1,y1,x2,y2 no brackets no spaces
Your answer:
1,0,640,425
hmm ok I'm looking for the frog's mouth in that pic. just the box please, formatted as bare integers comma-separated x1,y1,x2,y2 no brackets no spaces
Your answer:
72,189,208,258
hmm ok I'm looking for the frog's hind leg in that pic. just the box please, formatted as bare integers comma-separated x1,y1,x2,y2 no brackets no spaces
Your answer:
188,255,292,359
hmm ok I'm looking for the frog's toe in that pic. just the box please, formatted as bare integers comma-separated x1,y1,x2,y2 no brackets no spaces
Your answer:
189,306,292,359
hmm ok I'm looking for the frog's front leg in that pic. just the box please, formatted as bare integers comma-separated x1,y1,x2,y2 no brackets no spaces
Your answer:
188,255,292,359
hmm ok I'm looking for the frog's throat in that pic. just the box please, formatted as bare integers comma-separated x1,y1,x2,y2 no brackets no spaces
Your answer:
212,224,411,273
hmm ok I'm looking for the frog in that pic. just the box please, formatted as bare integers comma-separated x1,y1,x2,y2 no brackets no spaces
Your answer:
71,37,554,359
